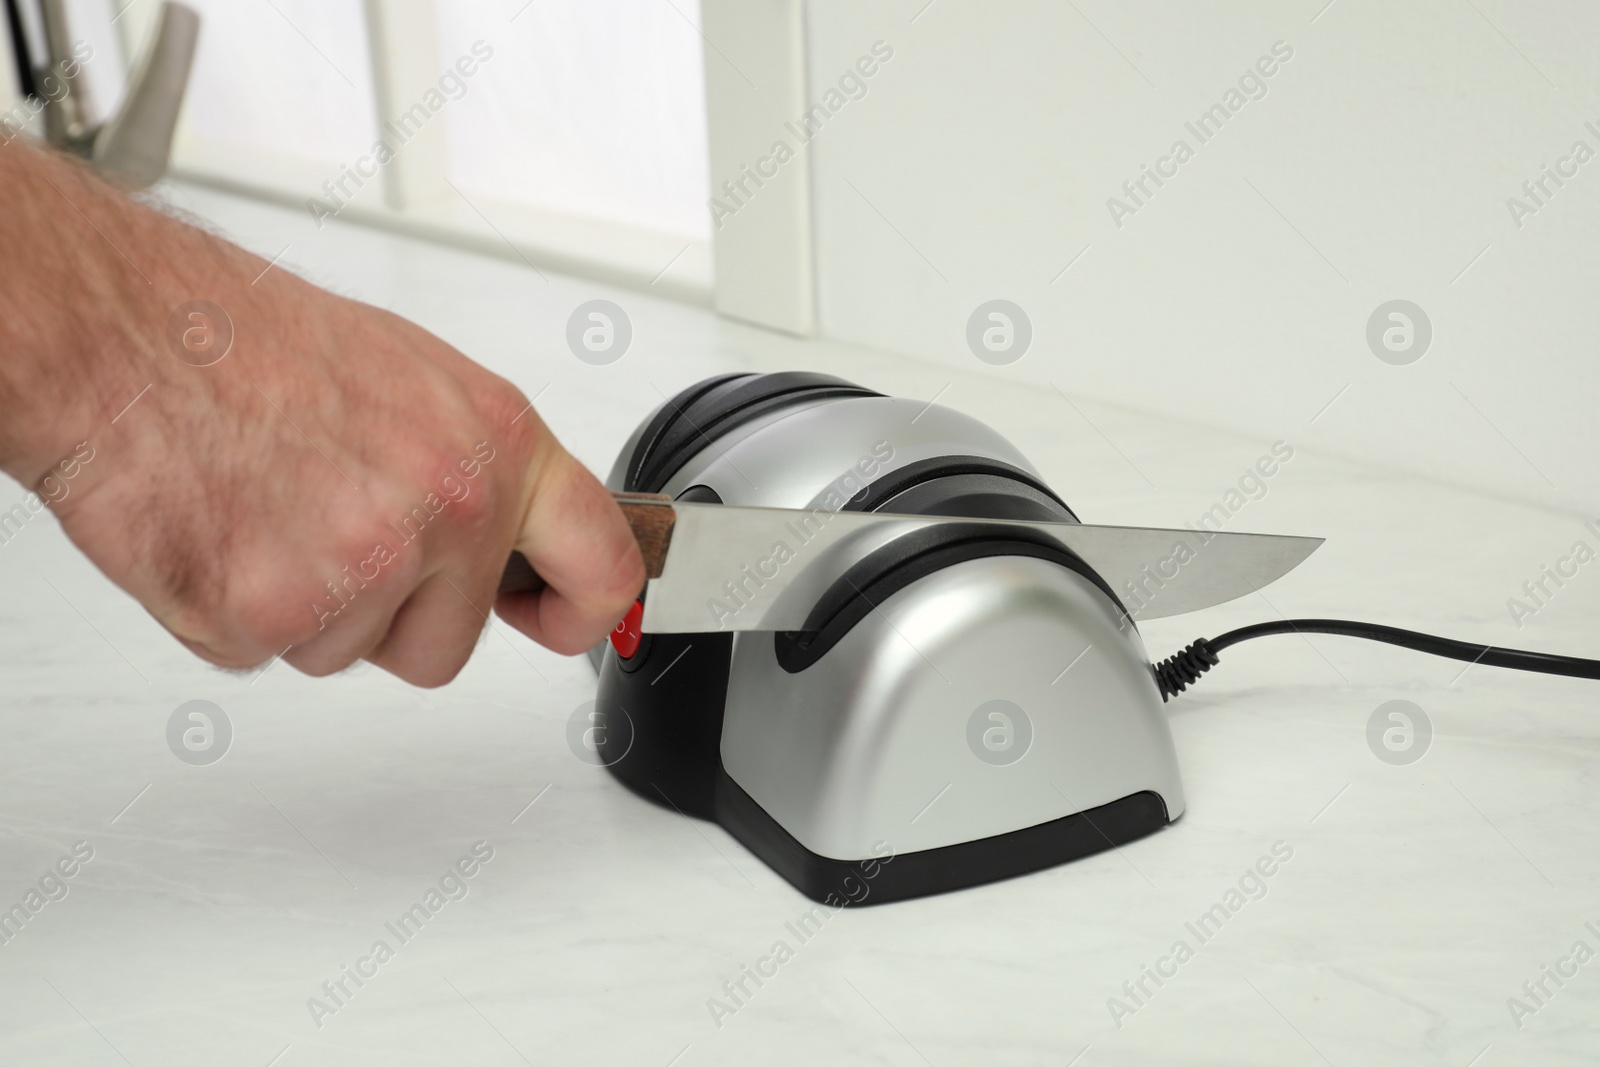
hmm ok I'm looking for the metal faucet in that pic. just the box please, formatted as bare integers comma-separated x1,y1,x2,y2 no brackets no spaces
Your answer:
37,0,200,189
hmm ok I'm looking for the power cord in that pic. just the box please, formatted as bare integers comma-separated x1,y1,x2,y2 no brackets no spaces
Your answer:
1152,619,1600,701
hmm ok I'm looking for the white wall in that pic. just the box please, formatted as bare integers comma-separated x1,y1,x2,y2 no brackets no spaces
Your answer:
798,0,1600,515
440,0,711,244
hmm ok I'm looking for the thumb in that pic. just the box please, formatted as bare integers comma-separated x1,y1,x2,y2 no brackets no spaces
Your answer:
494,442,644,655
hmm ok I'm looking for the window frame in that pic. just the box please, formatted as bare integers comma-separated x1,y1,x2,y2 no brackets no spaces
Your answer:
115,0,717,303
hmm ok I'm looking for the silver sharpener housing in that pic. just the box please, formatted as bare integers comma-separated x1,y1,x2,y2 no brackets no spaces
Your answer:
594,375,1184,904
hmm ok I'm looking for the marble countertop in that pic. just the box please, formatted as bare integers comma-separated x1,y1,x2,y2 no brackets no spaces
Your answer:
2,184,1597,1066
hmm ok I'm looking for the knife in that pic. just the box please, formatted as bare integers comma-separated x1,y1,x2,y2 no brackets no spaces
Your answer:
498,493,1322,631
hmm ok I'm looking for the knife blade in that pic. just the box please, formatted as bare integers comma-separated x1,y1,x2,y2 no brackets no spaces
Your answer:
498,493,1322,631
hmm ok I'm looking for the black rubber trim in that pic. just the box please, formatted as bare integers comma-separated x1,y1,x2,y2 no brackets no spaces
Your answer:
626,372,882,493
844,455,1078,521
716,766,1170,905
775,523,1129,673
858,472,1073,525
675,484,724,505
625,373,752,493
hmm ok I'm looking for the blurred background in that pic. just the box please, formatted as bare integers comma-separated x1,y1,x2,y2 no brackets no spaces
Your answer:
4,0,1597,512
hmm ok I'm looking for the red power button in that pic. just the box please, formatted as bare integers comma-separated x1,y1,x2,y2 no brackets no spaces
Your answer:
611,600,644,659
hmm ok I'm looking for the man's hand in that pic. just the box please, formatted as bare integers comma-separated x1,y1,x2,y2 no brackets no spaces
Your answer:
0,142,644,685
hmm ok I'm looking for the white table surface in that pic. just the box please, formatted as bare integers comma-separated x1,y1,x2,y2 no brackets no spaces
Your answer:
2,183,1597,1067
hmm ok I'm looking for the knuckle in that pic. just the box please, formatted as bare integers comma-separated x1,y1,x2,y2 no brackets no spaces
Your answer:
379,646,470,689
404,437,501,548
171,631,259,672
234,576,324,651
226,528,410,655
482,378,531,432
479,380,542,465
286,651,352,679
447,466,495,533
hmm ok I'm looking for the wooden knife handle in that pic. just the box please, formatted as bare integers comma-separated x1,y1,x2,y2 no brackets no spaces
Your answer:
497,492,676,595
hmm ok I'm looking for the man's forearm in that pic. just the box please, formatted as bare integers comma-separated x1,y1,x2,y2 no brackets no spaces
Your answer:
0,141,259,487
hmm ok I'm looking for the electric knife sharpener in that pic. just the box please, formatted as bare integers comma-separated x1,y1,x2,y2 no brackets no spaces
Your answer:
587,372,1183,905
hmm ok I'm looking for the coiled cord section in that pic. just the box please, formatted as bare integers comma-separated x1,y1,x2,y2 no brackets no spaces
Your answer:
1152,638,1220,700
